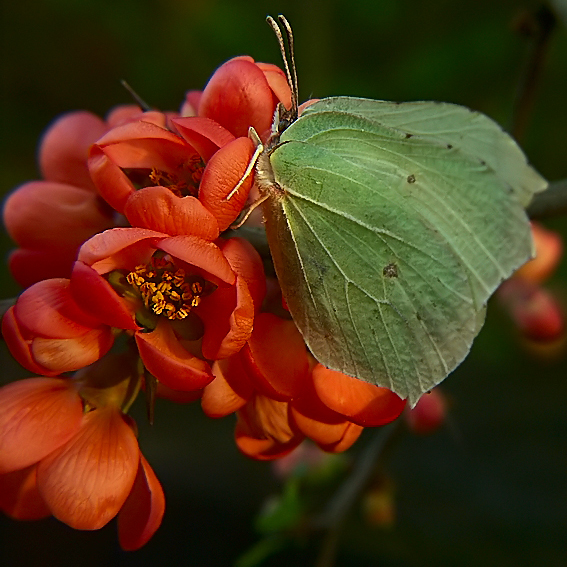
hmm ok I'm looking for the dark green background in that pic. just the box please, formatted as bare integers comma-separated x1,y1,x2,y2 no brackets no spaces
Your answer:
1,1,567,565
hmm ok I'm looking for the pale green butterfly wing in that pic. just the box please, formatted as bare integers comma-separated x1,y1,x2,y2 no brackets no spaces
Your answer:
301,97,542,207
263,97,546,404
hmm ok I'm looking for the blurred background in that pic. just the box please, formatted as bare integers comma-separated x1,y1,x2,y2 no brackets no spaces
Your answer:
1,0,567,565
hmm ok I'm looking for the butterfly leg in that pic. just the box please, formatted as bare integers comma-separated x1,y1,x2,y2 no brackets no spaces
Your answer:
224,127,264,201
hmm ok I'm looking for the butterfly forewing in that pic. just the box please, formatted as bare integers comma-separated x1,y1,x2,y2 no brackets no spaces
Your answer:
264,97,546,403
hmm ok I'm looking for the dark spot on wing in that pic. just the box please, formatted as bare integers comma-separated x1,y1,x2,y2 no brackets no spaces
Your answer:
405,133,413,139
383,263,398,278
447,143,453,149
407,174,416,184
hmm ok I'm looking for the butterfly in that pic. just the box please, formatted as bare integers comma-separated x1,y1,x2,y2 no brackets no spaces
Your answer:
239,15,546,404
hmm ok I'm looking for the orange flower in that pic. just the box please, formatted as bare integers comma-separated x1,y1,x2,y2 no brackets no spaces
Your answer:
70,228,265,390
1,279,114,375
2,111,124,287
0,376,164,550
88,113,255,233
202,313,405,458
498,222,565,343
403,388,447,435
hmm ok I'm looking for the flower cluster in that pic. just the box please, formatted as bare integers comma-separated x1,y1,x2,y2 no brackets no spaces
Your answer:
498,222,565,347
0,56,405,548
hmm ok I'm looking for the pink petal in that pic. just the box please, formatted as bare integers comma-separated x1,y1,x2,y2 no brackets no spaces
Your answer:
93,119,190,169
118,455,165,551
37,407,140,530
0,378,83,474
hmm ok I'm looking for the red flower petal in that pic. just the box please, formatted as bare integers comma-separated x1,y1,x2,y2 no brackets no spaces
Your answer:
179,91,201,117
3,181,113,250
31,327,114,373
290,390,363,453
1,307,58,376
105,105,146,128
0,465,51,520
39,111,108,191
255,62,292,110
93,119,191,169
135,319,213,391
124,186,220,239
70,262,138,330
171,116,235,161
515,222,563,284
220,237,266,312
241,313,309,401
198,284,245,361
312,365,406,427
0,378,83,474
158,235,235,285
37,407,140,530
198,136,256,232
404,388,447,435
118,455,165,551
202,357,254,418
8,247,78,288
235,395,304,460
88,145,138,212
499,278,565,342
15,278,103,338
198,58,277,139
78,228,167,272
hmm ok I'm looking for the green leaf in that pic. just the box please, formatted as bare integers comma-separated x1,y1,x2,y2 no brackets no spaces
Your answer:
263,97,547,404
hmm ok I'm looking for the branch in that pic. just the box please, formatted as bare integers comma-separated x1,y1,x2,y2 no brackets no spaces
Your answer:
527,179,567,219
314,421,398,567
511,5,556,142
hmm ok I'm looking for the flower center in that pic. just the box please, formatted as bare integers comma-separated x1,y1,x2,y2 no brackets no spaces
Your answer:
123,156,205,198
126,257,205,321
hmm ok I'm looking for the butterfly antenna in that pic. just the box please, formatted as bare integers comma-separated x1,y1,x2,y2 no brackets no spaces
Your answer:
278,15,299,117
266,15,298,119
120,79,152,112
